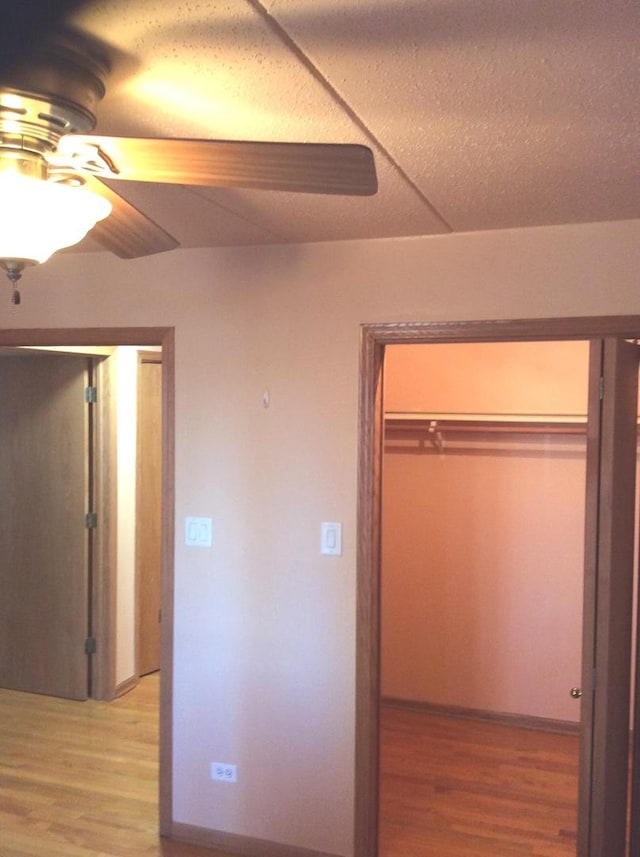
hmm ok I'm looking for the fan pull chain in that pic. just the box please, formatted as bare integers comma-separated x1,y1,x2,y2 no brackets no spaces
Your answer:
1,261,25,305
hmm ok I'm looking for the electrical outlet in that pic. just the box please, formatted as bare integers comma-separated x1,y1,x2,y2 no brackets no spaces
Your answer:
211,762,237,783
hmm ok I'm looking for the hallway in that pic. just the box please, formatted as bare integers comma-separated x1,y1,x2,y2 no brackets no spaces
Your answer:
0,675,231,857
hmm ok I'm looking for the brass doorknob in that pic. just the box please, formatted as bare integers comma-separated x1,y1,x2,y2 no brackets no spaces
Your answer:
570,687,583,699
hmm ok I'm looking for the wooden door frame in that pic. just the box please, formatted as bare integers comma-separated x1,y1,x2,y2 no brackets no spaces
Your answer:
135,349,163,679
583,339,639,855
0,326,175,836
355,314,640,857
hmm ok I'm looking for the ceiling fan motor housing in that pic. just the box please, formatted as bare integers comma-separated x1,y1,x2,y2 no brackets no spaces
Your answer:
0,29,109,157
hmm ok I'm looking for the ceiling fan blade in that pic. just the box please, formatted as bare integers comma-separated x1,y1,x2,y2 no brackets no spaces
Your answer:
59,135,378,196
83,175,180,258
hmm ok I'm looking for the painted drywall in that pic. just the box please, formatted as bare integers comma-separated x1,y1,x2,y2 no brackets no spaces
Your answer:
384,341,590,416
114,346,139,686
114,344,162,688
382,341,589,722
2,219,639,856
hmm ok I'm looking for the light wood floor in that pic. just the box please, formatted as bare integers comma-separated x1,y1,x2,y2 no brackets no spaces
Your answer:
0,677,579,857
380,704,580,857
0,674,235,857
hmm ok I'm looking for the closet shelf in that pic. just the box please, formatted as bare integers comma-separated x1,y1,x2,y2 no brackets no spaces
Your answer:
385,412,588,436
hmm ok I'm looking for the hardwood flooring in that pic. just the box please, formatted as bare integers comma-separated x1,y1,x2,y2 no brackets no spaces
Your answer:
0,675,234,857
379,704,580,857
1,678,580,857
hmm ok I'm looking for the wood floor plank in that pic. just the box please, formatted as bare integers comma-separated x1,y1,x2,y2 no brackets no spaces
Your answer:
1,678,580,856
379,705,579,857
0,676,237,857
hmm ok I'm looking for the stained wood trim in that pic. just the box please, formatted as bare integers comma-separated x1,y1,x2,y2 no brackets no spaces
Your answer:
588,339,638,857
355,326,384,857
632,510,640,857
171,821,341,857
382,697,581,736
360,316,640,344
138,349,162,364
135,349,162,678
356,315,640,857
0,326,175,838
0,327,172,346
114,674,138,697
578,340,603,857
91,354,118,701
159,327,175,836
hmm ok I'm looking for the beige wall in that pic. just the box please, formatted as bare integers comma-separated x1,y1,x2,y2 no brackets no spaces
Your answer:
382,341,589,722
3,218,639,856
114,344,163,687
115,346,139,685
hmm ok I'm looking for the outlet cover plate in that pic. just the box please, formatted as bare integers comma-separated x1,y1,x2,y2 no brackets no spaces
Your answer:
211,762,237,783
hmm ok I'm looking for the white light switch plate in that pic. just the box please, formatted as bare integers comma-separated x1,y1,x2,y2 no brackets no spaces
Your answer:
185,516,212,547
321,522,342,556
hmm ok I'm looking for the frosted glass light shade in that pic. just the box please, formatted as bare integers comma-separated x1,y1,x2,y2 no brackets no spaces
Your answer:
0,172,111,263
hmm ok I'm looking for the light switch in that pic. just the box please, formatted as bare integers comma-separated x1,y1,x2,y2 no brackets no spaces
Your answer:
321,522,342,556
185,516,212,547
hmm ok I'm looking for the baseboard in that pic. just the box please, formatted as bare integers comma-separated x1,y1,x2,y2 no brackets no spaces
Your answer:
114,675,138,698
382,696,580,736
170,821,343,857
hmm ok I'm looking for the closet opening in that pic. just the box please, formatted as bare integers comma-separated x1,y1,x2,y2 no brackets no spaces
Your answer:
355,317,640,857
381,340,588,856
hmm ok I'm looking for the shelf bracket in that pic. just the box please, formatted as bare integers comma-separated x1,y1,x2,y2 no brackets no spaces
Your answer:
428,420,445,455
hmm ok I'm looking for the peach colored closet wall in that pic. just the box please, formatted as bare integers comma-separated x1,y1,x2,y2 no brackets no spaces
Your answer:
382,340,589,723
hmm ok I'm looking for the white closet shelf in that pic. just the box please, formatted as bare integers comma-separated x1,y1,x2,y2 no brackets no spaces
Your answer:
385,412,588,437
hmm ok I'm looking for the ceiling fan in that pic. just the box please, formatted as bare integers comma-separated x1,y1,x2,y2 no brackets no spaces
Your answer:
0,29,377,303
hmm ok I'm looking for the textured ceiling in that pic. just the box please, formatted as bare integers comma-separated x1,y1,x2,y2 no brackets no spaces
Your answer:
41,0,640,251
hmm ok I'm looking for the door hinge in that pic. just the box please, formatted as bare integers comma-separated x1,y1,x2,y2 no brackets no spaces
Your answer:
85,512,98,529
85,385,98,403
599,375,604,400
85,636,97,655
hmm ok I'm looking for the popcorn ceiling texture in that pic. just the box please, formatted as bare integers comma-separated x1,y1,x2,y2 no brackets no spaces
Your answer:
64,0,638,252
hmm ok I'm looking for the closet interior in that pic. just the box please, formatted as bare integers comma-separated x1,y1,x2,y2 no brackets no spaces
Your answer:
381,340,591,725
379,340,592,854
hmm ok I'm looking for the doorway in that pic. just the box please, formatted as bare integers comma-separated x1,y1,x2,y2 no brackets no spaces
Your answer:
355,317,640,857
0,326,175,836
379,339,588,855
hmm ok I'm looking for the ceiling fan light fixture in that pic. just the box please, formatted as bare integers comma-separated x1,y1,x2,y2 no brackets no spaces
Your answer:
0,27,378,303
0,170,111,266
